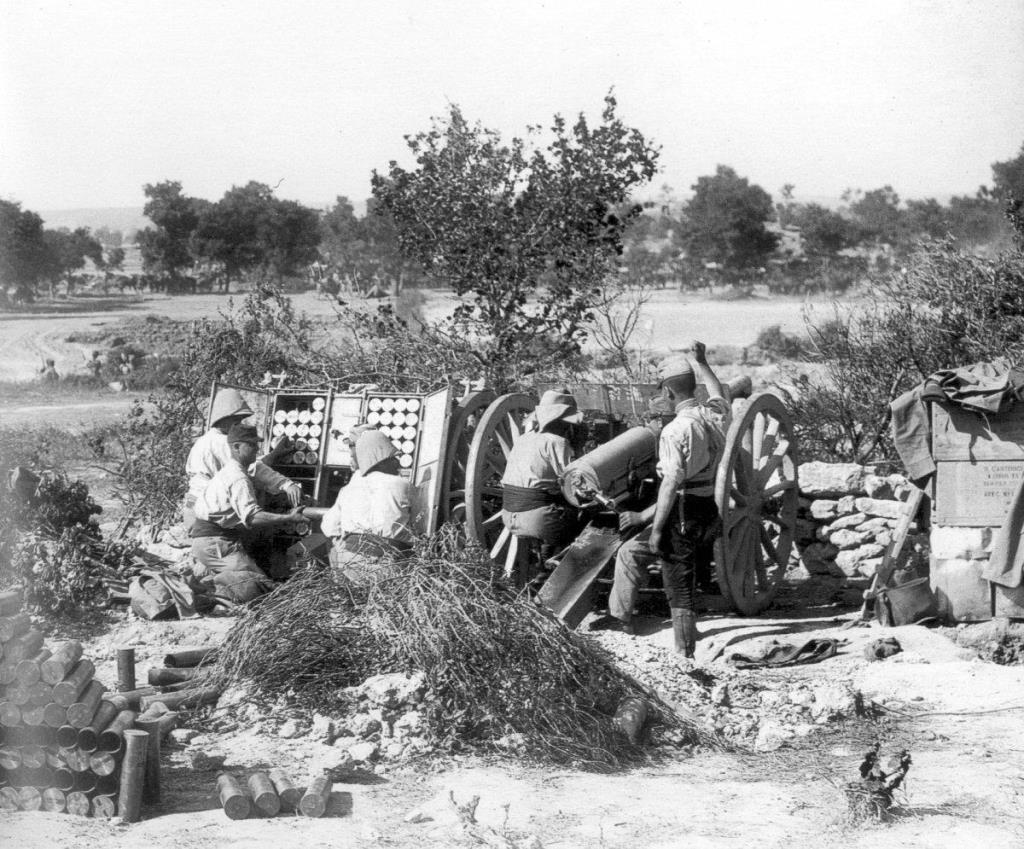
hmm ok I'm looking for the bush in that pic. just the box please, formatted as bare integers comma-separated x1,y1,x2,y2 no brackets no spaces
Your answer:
754,325,808,361
209,531,705,767
789,216,1024,465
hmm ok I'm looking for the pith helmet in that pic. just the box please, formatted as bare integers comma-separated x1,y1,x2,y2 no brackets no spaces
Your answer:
535,390,584,431
656,355,694,388
210,388,254,427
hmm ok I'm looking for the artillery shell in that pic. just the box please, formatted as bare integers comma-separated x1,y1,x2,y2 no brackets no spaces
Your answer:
46,747,68,768
63,747,91,772
0,660,17,685
24,723,53,747
28,680,53,706
0,701,21,726
90,749,120,776
20,704,46,726
0,589,22,617
40,640,83,685
111,687,158,710
163,647,217,668
117,729,148,823
268,768,301,812
117,647,136,691
17,786,41,811
53,659,96,706
42,787,67,813
298,774,332,818
99,709,136,752
0,745,21,769
135,715,165,803
93,794,117,819
5,684,29,707
66,790,91,816
14,648,52,686
248,771,281,817
74,769,97,793
67,680,106,728
139,685,220,713
43,702,68,728
147,666,198,686
54,767,75,791
20,744,47,769
5,629,43,663
0,612,31,643
95,773,119,796
216,773,251,820
79,695,129,751
0,786,19,812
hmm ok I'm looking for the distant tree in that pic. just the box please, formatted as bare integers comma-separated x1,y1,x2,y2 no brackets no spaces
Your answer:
104,246,126,272
0,199,50,299
793,203,858,256
680,165,779,273
946,191,1005,247
371,93,659,386
94,226,124,248
138,181,202,280
847,185,904,246
192,182,319,289
41,227,103,281
992,143,1024,202
903,198,949,240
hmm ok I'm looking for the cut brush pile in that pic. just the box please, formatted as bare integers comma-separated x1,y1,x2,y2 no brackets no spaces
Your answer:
209,531,710,768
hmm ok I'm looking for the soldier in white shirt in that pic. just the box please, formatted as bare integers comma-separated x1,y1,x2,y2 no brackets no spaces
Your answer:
191,424,305,603
183,387,302,530
322,430,413,583
601,342,729,658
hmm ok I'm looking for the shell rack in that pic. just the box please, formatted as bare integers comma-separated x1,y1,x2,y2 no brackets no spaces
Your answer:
208,382,453,535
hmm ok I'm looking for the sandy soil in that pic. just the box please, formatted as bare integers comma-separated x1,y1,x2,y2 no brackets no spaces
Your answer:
3,610,1023,849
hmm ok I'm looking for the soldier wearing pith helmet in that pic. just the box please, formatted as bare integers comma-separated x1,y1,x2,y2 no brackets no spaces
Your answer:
604,342,730,658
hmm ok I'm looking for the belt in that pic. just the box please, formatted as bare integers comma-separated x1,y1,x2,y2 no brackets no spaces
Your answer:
190,518,242,540
501,484,563,513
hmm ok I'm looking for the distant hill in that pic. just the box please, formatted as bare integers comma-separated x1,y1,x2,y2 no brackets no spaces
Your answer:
38,207,149,236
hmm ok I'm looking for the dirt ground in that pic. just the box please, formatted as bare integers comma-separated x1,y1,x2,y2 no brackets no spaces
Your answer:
3,606,1024,849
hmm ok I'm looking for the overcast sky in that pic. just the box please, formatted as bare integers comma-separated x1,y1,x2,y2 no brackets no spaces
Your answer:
2,0,1023,211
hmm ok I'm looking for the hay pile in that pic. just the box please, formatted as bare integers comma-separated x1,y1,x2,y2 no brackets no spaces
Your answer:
210,532,707,767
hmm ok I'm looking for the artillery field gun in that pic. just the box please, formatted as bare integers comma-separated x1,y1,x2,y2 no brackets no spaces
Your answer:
210,373,798,620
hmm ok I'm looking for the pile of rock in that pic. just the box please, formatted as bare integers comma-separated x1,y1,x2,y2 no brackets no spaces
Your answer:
275,672,434,767
794,462,927,585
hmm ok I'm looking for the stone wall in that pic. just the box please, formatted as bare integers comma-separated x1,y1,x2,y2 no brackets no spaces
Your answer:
792,462,927,591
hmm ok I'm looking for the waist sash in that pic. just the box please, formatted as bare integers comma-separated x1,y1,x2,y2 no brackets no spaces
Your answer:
501,484,563,513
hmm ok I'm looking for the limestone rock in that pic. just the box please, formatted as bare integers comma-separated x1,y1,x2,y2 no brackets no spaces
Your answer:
711,683,730,706
393,710,425,737
169,728,200,745
332,734,359,751
863,474,895,500
826,512,867,532
311,713,336,743
854,497,903,520
809,499,838,521
347,740,380,763
835,545,885,576
836,495,858,515
829,528,872,550
799,462,867,498
185,749,226,770
339,713,382,739
277,719,305,739
753,718,794,752
856,558,884,578
810,685,858,722
309,743,353,774
358,672,427,708
858,517,890,534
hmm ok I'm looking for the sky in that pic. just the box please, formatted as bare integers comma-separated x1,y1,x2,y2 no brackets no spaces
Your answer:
2,0,1023,212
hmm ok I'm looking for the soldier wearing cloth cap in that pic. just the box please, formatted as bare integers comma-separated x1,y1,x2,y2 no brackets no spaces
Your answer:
500,389,583,556
190,424,306,603
183,387,303,531
605,342,729,658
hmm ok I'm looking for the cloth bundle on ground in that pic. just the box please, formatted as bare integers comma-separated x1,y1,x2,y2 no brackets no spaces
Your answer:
726,637,839,668
864,637,902,661
128,567,215,620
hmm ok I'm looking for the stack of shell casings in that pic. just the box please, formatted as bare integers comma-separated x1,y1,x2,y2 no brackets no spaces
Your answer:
0,591,155,819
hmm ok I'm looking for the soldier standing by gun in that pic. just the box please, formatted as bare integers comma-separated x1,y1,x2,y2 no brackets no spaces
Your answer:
601,341,729,658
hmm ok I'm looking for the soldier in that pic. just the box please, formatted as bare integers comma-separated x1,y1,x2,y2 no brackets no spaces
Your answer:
500,389,583,557
603,342,729,658
183,387,302,531
190,424,305,604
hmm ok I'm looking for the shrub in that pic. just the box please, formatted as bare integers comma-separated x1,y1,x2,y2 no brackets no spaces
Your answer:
754,324,808,361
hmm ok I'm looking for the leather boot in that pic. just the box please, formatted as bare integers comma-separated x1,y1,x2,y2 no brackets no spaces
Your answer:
671,608,699,659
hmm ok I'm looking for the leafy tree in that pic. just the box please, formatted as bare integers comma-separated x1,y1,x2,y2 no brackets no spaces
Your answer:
992,142,1024,202
680,165,779,273
371,93,659,387
104,246,126,272
94,226,123,248
903,198,949,240
847,185,904,246
0,200,50,298
192,182,319,289
792,203,857,256
138,181,202,280
40,227,103,295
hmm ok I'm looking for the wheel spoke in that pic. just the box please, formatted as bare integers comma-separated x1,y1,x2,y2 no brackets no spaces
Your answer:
762,478,796,498
751,412,766,468
756,438,790,487
760,524,781,567
482,511,504,526
725,509,748,532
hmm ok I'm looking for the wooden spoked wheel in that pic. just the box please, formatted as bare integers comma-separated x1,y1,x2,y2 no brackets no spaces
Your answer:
464,393,537,552
714,392,799,616
438,390,496,527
